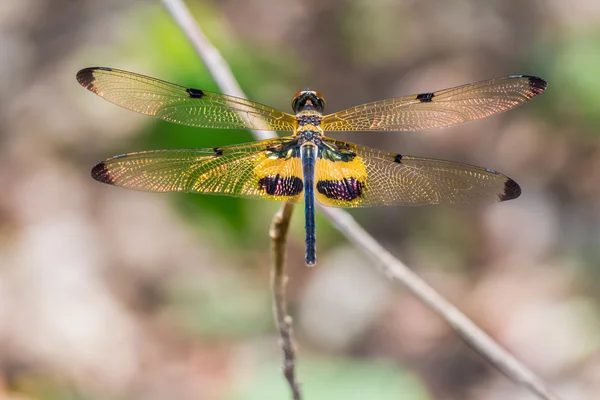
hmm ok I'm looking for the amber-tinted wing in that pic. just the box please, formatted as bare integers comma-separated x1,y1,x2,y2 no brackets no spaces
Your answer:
314,137,520,207
322,76,546,131
91,138,304,202
77,67,297,131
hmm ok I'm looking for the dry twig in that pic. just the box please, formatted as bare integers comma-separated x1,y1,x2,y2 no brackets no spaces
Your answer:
270,203,301,400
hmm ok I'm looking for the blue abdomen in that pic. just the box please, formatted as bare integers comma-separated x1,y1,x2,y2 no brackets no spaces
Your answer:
301,144,317,266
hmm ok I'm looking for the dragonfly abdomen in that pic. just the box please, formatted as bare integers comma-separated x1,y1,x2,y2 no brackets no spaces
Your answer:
301,144,318,266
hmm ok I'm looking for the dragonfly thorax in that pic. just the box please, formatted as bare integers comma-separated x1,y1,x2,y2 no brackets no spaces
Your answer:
297,129,323,145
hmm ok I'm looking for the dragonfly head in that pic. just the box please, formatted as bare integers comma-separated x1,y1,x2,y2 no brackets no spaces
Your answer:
292,90,326,114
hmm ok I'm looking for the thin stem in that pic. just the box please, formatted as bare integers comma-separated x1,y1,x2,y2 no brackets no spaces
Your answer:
270,203,301,400
161,1,560,399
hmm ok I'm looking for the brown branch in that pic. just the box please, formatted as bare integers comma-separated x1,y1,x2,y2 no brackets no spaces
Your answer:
269,203,301,400
318,207,559,400
161,1,560,399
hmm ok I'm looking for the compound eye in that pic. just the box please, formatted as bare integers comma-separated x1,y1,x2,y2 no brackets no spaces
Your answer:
314,92,326,112
291,90,326,113
313,91,324,100
291,91,305,112
293,90,305,99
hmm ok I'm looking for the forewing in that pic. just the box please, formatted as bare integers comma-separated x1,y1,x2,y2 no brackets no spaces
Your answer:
315,138,520,207
77,67,297,131
91,138,304,203
322,75,546,131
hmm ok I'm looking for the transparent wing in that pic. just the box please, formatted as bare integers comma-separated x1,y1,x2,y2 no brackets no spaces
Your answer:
315,137,520,207
91,138,304,202
77,67,297,131
322,75,546,131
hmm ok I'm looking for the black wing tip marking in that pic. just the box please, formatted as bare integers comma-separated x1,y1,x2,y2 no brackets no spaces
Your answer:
499,178,521,201
525,76,547,95
76,68,96,89
187,88,205,99
508,75,547,96
76,67,114,88
394,154,403,163
91,161,114,184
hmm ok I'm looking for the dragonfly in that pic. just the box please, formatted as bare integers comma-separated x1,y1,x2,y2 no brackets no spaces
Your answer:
77,67,546,265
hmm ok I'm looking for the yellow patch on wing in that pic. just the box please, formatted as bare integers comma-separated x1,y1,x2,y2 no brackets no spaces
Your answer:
314,137,520,207
315,154,368,207
252,152,305,201
91,139,305,203
253,152,300,178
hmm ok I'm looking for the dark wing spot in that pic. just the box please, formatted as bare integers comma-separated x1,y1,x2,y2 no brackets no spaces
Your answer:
91,161,114,184
499,178,521,201
416,92,434,102
317,178,363,201
76,68,97,89
526,76,547,95
213,147,223,156
258,174,303,196
508,75,547,96
187,88,205,99
394,154,403,163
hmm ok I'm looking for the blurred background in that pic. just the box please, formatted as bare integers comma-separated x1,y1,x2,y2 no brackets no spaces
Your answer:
1,0,599,399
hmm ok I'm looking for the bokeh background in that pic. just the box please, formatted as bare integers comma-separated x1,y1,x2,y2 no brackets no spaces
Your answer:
1,0,600,399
